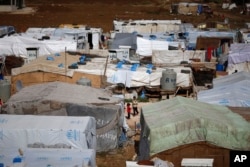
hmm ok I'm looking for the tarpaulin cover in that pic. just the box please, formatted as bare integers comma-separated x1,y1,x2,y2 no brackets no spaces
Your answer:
227,43,250,74
0,35,77,57
0,114,96,150
198,80,250,107
3,81,124,152
138,96,250,160
197,71,250,107
10,54,191,88
228,44,250,64
0,148,96,167
213,71,250,87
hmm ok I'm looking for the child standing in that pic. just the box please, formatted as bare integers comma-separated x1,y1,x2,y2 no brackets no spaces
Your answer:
126,103,131,119
132,96,139,116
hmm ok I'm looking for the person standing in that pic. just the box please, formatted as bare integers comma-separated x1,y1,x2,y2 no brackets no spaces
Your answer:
0,98,3,113
132,96,139,116
126,103,131,119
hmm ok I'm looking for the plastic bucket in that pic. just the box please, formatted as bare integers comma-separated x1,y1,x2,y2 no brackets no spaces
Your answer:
216,64,224,71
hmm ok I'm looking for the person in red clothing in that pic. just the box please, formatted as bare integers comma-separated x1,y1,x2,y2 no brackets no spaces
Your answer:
126,103,131,119
0,98,3,113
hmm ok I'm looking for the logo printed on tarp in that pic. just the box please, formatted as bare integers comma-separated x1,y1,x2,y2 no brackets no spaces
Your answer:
0,118,7,124
66,130,80,141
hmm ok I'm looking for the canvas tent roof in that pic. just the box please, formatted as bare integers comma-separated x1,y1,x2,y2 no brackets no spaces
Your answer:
139,96,250,159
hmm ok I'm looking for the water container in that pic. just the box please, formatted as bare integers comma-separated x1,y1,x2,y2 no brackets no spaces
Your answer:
160,69,177,91
76,77,91,86
216,64,224,71
0,79,11,102
198,4,203,14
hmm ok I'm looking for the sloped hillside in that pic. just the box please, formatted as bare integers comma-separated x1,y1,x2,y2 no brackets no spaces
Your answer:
0,0,249,32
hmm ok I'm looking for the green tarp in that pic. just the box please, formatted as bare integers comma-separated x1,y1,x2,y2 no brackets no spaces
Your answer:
139,96,250,159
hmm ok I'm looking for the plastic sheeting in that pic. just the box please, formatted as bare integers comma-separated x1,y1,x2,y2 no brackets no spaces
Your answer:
113,20,182,34
213,71,250,87
198,80,250,107
136,37,169,56
0,148,96,167
227,43,250,74
0,35,77,57
0,114,96,150
152,50,206,66
228,44,250,64
11,55,192,88
107,65,192,88
3,81,124,152
138,96,250,160
187,30,237,48
197,71,250,107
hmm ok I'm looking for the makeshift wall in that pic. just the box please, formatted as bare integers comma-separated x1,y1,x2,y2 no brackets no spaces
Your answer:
196,37,233,50
151,142,230,167
178,3,198,15
11,71,103,95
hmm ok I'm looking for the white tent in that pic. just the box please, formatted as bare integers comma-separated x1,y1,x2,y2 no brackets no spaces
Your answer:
227,43,250,74
0,114,96,167
3,81,124,152
0,114,96,150
0,35,77,58
197,71,250,107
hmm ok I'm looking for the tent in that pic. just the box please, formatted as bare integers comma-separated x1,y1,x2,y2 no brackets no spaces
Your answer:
138,96,250,164
0,114,96,167
0,114,96,150
109,33,137,50
227,43,250,74
213,71,250,87
113,20,182,34
197,71,250,107
0,35,77,58
197,80,250,107
2,81,125,152
10,53,192,90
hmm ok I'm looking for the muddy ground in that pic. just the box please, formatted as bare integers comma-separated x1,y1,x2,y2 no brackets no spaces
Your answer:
1,1,250,167
1,0,249,33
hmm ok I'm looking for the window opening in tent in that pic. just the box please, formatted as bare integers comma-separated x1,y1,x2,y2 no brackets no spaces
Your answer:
87,33,93,49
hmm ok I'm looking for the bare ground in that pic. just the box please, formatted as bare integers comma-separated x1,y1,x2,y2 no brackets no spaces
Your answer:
1,0,249,33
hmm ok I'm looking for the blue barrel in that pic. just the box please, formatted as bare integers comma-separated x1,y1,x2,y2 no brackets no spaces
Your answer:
216,64,224,71
198,4,203,14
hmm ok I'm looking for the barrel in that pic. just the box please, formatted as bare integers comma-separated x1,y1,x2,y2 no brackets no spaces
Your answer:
197,4,203,14
216,64,224,71
160,69,177,91
0,79,11,102
76,77,91,86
